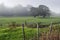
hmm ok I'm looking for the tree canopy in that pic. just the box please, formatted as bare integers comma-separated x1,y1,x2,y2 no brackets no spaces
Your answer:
30,5,50,18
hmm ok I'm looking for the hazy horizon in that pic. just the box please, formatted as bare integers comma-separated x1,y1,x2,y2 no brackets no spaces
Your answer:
0,0,60,13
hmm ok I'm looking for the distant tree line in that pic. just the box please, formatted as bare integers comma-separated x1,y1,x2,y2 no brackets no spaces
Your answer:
0,4,51,17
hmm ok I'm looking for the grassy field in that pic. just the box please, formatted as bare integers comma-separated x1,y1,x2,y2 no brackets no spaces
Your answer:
0,27,37,40
0,26,49,40
0,17,60,40
0,17,60,24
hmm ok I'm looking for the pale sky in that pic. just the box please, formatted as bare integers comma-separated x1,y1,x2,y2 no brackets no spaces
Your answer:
0,0,60,13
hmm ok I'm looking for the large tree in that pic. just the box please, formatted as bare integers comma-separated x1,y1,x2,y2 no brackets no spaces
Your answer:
38,5,50,18
30,5,50,18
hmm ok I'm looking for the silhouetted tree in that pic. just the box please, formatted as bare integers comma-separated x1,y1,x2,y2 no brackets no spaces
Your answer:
30,5,50,18
38,5,50,18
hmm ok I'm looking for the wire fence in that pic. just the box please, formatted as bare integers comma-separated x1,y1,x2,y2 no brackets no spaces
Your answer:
21,22,60,40
0,21,60,40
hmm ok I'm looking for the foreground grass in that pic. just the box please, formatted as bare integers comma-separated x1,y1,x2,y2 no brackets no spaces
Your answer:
0,26,50,40
0,27,38,40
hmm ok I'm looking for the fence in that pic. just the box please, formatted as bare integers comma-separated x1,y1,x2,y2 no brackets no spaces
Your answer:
21,22,60,40
0,21,60,40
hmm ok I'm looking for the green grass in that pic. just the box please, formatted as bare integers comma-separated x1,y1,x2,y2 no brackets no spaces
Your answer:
0,17,60,40
0,27,37,40
0,17,60,24
0,27,50,40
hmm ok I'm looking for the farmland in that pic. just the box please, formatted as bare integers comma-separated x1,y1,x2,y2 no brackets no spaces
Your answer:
0,17,60,24
0,17,60,40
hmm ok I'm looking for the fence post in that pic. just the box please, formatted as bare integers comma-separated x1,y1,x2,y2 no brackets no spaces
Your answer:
49,22,53,33
22,24,25,40
37,23,39,40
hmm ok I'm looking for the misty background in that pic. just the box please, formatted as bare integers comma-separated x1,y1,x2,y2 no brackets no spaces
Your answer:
0,0,60,17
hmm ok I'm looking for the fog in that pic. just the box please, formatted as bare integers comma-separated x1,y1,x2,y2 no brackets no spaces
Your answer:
0,3,59,17
0,4,31,17
0,0,60,13
0,0,60,17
